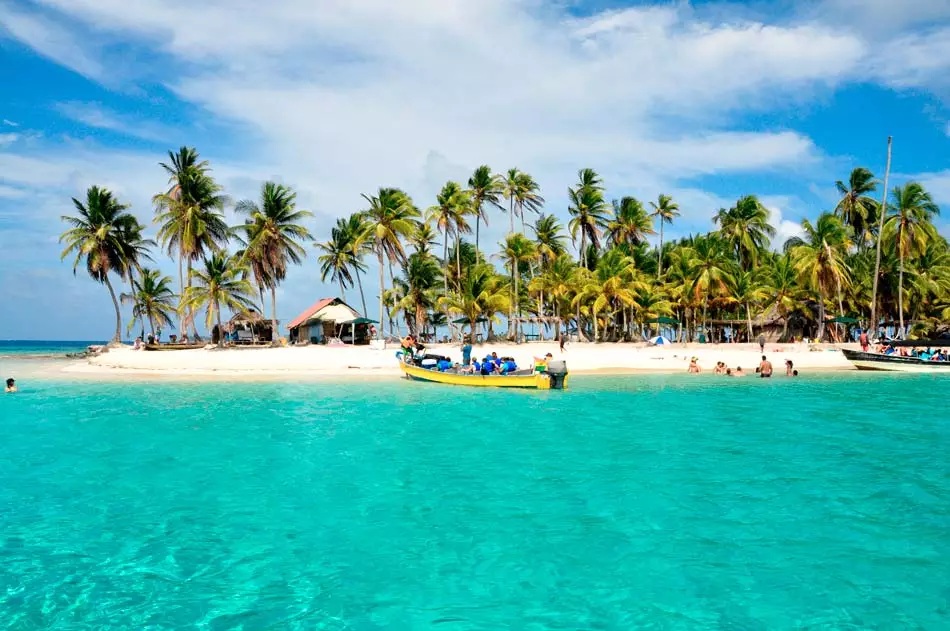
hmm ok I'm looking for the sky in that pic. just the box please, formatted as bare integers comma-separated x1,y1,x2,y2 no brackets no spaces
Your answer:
2,0,950,340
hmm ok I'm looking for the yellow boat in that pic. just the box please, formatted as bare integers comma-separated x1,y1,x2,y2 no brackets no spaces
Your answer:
399,357,569,390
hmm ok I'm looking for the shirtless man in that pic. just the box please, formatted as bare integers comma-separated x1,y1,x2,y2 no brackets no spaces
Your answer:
688,357,702,374
759,355,773,378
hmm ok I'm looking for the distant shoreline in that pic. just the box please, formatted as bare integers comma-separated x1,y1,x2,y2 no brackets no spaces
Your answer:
2,341,858,381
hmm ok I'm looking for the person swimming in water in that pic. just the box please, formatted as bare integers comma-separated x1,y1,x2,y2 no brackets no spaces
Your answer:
759,355,773,378
5,378,17,393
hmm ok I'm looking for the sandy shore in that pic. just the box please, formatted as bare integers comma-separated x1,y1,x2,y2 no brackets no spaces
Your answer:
29,340,858,380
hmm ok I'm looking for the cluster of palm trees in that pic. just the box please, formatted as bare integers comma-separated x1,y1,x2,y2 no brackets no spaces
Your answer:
313,166,946,344
60,147,311,345
61,149,946,346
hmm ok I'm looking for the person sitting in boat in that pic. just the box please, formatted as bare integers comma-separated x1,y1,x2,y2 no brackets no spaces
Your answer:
436,358,452,372
490,352,502,369
533,353,553,373
500,359,518,375
481,357,496,375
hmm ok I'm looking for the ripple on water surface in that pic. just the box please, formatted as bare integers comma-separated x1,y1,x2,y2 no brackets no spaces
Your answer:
1,373,948,629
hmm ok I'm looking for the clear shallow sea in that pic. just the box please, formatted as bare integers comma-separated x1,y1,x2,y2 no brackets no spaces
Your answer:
0,340,105,358
1,373,948,630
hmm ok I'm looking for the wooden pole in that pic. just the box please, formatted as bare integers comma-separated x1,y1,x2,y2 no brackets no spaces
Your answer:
870,136,892,340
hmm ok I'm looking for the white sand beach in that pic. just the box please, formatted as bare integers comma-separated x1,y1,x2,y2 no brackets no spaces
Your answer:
46,341,857,379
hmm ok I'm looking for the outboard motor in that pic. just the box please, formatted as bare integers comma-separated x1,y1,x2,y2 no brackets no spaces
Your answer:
546,359,568,390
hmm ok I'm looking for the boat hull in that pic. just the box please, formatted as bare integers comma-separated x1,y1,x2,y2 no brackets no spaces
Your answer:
842,349,950,372
400,361,567,389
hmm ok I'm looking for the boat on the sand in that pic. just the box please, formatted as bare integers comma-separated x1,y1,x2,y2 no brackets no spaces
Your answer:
399,355,569,389
842,348,950,372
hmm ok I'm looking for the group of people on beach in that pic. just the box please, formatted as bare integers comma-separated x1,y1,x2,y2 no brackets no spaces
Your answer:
688,356,798,377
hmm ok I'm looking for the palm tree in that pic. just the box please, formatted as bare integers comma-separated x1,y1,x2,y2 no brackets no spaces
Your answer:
393,252,442,336
764,252,802,341
728,269,768,342
786,213,852,341
634,285,674,337
153,146,230,339
427,182,472,304
184,252,258,347
649,194,680,278
607,196,655,248
688,235,734,337
360,188,420,339
316,220,357,299
532,214,568,270
567,168,609,270
339,213,373,316
234,182,313,345
60,186,139,343
467,166,503,259
573,248,639,342
530,254,578,342
502,169,545,235
409,222,438,257
883,182,940,337
713,195,775,269
121,268,177,338
499,233,537,341
439,263,510,340
835,167,878,248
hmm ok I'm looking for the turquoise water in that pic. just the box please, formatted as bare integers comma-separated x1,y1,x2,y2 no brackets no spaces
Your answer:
2,374,948,629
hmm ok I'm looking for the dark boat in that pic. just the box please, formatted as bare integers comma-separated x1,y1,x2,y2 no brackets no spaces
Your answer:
842,348,950,372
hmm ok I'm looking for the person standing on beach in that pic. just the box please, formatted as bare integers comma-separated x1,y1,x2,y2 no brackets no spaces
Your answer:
461,339,473,366
758,334,766,353
859,330,869,352
759,356,773,378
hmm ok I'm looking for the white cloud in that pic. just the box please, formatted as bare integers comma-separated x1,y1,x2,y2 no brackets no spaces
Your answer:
54,102,176,142
0,133,18,147
761,196,806,247
916,170,950,207
2,119,19,127
0,5,104,80
869,26,950,89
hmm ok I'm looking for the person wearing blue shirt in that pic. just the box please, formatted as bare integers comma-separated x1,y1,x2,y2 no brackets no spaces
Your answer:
472,359,481,373
501,360,517,375
462,342,473,366
437,358,452,371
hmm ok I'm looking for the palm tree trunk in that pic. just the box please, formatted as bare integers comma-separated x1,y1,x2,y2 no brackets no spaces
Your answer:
898,251,905,339
270,286,279,346
377,248,385,340
443,230,449,339
354,267,368,317
509,197,514,234
104,274,122,344
870,136,892,336
817,293,827,341
178,254,185,337
781,310,789,342
514,264,520,342
186,259,198,340
216,300,224,348
520,202,526,236
475,208,481,262
746,302,753,343
455,234,462,288
339,277,346,304
657,223,664,278
592,307,599,343
539,290,545,341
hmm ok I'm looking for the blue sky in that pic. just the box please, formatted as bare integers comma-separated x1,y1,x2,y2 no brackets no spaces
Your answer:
2,0,950,340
